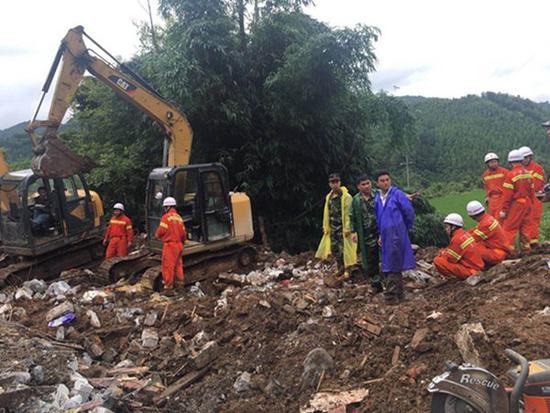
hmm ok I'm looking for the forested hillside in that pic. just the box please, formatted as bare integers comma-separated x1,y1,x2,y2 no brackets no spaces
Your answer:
401,92,550,194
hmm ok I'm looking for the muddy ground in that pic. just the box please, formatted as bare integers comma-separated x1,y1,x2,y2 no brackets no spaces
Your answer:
0,246,548,412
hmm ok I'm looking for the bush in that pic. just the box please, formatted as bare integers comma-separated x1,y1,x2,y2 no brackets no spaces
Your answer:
410,213,448,247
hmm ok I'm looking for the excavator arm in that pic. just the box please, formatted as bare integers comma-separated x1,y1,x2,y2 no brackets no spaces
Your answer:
27,26,193,177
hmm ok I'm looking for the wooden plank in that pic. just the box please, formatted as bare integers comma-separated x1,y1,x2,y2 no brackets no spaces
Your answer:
107,366,150,376
153,367,210,405
391,346,400,366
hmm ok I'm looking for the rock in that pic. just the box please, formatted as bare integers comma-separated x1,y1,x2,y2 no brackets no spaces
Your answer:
91,408,114,413
214,296,229,317
82,353,93,367
73,377,93,401
427,311,443,320
46,301,75,322
190,340,220,369
0,303,12,318
56,327,66,341
455,323,489,366
87,310,101,328
31,365,44,384
465,274,486,286
536,306,550,316
246,271,270,286
322,305,335,318
233,372,253,393
301,348,334,390
141,328,159,349
115,307,144,323
0,371,31,385
15,287,33,301
264,378,284,397
53,384,70,409
64,395,83,409
144,311,158,326
293,297,310,311
301,388,369,413
23,279,47,293
410,328,429,351
81,290,109,304
47,281,71,297
0,293,9,303
259,300,271,309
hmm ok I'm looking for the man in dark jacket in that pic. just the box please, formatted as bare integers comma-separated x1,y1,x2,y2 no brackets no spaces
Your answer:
350,174,383,293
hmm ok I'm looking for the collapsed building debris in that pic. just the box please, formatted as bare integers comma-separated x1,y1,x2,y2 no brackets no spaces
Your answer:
0,246,547,412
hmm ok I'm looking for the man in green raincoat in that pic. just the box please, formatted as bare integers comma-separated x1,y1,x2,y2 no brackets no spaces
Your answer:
315,173,357,276
350,174,383,293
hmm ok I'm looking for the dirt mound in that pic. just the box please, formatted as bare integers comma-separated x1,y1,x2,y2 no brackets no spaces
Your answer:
0,247,548,412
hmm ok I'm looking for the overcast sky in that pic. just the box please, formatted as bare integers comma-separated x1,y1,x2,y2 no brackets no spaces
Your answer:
2,0,550,129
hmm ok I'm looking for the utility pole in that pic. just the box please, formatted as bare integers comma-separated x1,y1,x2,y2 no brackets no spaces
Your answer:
400,155,414,188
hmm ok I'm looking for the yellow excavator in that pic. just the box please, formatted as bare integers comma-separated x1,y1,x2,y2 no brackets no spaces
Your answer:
0,26,254,288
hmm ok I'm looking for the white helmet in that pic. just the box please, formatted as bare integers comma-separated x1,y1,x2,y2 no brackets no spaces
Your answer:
518,146,533,157
507,149,523,163
484,152,499,163
466,200,485,216
444,213,464,228
113,203,124,211
163,197,177,207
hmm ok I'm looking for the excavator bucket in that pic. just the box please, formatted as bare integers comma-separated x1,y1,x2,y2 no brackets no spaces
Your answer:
31,135,96,178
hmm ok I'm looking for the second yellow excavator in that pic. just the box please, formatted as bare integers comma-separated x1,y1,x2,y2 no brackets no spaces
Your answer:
0,26,254,288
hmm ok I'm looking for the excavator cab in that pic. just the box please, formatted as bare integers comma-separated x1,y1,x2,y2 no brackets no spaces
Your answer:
0,170,103,256
146,163,253,256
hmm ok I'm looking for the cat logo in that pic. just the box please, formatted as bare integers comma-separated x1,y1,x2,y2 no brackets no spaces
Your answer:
108,75,137,93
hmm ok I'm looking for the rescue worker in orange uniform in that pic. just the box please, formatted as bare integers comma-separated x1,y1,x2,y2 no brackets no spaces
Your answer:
482,152,508,220
103,203,133,259
519,146,545,247
466,200,510,266
500,149,536,252
433,213,485,280
155,197,186,295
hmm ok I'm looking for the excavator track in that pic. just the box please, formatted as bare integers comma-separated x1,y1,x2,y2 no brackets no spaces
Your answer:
0,238,104,288
100,244,257,291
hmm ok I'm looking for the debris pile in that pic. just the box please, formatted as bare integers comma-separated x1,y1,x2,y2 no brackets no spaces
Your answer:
0,246,547,412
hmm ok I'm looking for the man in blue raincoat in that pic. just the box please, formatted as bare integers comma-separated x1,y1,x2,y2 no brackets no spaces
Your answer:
374,171,416,304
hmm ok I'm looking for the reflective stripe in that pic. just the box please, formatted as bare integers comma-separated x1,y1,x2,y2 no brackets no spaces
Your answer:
110,219,127,225
474,229,488,239
488,220,498,231
503,183,514,189
483,173,505,181
159,222,168,229
446,248,462,260
511,174,532,182
530,239,539,244
533,173,544,181
167,215,183,222
126,225,132,230
460,237,474,249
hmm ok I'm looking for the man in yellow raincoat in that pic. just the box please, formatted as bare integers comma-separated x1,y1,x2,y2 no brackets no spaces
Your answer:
315,173,357,276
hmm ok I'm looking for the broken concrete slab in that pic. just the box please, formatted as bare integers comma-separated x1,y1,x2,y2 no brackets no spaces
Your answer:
141,328,159,349
455,322,488,366
23,279,47,294
233,371,253,393
15,287,33,301
300,388,369,413
46,301,75,322
87,310,101,328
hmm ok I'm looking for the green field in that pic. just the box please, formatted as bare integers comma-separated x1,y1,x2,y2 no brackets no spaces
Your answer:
429,189,486,228
430,189,550,239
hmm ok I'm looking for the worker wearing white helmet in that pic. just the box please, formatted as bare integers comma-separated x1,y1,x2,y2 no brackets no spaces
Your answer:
482,152,508,220
155,197,187,295
103,202,134,259
466,201,510,265
433,213,484,279
518,146,545,247
500,149,536,253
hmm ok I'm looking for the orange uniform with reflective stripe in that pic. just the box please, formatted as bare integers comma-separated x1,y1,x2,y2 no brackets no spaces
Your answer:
500,164,535,249
524,160,545,244
482,166,508,219
434,228,485,279
104,214,133,258
469,213,509,265
155,208,187,289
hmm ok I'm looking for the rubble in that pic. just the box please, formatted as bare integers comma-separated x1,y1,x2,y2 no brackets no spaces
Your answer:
23,279,48,294
455,322,489,366
15,286,33,300
47,280,71,297
0,247,546,412
46,301,74,321
87,310,102,328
